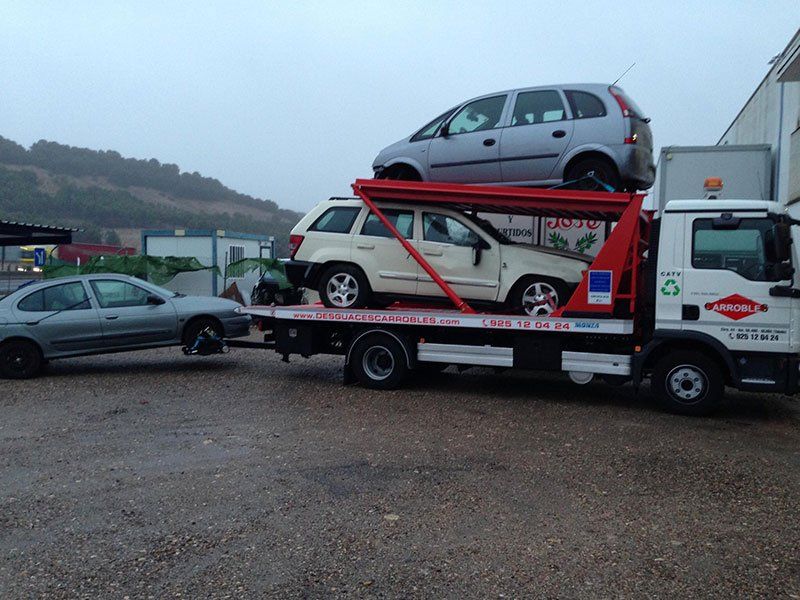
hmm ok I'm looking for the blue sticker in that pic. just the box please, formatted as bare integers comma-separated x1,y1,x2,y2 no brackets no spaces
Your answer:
588,270,612,305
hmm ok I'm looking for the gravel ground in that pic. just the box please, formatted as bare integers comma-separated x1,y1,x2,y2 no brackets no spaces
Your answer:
1,335,800,598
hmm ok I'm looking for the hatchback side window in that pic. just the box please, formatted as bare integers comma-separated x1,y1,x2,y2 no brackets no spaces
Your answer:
90,280,152,308
511,90,565,125
445,96,507,135
423,213,480,247
17,282,90,312
361,209,414,239
309,207,361,234
565,90,607,119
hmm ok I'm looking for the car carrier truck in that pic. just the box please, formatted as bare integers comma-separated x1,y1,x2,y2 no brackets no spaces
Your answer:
239,179,800,416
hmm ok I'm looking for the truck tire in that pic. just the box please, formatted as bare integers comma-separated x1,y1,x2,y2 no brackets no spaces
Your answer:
348,332,409,390
319,264,372,309
0,339,43,379
651,350,724,416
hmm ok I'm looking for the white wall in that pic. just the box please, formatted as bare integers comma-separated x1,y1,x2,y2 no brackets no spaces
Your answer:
217,235,268,304
145,235,215,296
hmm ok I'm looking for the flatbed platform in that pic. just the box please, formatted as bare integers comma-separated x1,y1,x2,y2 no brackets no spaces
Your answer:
240,304,634,335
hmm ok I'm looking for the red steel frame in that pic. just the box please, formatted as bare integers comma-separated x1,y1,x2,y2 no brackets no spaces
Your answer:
351,179,648,317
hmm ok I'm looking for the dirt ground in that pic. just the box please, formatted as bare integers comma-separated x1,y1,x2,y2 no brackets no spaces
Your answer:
1,341,799,598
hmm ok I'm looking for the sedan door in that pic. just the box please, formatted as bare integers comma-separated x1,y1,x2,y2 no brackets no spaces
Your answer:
414,212,501,302
88,279,178,347
499,89,574,183
351,208,419,295
426,95,508,183
13,281,103,353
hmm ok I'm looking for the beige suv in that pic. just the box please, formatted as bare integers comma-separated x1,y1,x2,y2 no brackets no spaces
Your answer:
286,199,590,316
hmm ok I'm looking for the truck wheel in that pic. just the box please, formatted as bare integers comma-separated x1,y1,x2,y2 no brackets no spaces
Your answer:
0,339,43,379
509,276,569,317
651,351,724,416
349,332,409,390
319,265,371,309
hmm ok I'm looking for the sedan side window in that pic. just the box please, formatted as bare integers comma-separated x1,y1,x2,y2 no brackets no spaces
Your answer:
511,90,565,126
361,209,414,238
445,96,507,135
423,213,480,247
90,280,152,308
17,282,90,312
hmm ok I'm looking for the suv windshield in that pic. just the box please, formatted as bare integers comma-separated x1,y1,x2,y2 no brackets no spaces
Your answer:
463,213,515,245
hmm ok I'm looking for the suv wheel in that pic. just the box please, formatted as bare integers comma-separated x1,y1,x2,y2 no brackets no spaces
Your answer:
319,265,372,309
510,276,569,317
565,157,621,192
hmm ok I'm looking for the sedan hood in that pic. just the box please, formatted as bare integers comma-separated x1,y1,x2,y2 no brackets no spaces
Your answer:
170,295,242,312
515,244,594,265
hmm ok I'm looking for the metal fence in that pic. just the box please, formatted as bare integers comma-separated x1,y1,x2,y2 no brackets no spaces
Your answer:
0,271,41,298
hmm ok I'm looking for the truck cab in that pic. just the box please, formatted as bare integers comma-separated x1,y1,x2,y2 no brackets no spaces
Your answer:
647,199,799,403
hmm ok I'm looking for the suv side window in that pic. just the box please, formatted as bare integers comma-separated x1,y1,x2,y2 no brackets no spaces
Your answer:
423,213,480,247
565,90,607,119
446,96,507,135
361,209,414,239
17,282,90,312
692,218,778,281
309,207,361,234
511,90,565,125
90,280,152,308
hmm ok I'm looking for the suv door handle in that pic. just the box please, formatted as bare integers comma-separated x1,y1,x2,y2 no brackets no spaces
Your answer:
483,138,496,147
356,243,375,250
423,249,443,256
105,315,119,320
552,130,566,138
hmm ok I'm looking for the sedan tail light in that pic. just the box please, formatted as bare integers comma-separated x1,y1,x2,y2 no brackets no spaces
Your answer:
288,234,304,259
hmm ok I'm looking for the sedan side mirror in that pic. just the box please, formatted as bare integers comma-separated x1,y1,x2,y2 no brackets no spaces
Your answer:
147,294,166,305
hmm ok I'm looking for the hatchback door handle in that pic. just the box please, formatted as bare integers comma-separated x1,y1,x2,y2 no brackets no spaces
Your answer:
552,130,566,138
483,138,496,147
356,243,375,249
105,315,119,320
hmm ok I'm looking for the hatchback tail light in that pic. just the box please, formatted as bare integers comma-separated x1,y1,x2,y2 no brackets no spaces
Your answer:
288,234,305,259
609,86,632,118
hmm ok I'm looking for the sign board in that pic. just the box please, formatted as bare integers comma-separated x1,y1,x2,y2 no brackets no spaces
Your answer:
541,217,605,257
588,270,612,305
478,213,534,244
33,247,47,267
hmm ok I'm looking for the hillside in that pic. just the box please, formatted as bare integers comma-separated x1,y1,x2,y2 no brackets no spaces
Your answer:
0,136,303,254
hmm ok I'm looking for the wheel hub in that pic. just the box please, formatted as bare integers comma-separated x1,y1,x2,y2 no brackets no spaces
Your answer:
666,365,707,404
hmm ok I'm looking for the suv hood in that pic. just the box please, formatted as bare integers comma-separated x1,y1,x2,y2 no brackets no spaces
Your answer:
515,243,594,264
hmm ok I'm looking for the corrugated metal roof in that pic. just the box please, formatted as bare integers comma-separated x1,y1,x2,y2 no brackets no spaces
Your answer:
0,219,82,232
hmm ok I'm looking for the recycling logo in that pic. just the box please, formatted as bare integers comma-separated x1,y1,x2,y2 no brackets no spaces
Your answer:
660,278,681,296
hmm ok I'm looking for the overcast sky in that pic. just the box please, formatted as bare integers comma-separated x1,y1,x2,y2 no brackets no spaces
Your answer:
1,2,798,212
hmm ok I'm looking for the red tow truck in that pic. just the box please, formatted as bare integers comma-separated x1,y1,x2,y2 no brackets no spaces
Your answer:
239,179,800,415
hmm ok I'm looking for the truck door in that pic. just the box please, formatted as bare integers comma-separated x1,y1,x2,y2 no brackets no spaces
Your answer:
678,213,794,353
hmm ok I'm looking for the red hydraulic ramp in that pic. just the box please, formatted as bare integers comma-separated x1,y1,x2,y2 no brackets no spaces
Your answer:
351,179,649,318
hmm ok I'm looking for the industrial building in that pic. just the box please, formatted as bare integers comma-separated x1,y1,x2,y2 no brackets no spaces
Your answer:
719,28,800,205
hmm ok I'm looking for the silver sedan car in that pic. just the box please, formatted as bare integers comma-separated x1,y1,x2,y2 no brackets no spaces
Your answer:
0,274,251,378
372,83,655,192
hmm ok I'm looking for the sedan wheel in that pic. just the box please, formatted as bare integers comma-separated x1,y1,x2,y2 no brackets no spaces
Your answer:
0,340,43,379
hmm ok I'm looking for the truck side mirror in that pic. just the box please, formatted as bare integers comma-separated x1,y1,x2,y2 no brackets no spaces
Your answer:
767,222,793,263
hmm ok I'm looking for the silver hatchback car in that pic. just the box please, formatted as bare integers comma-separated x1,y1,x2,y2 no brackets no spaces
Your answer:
0,274,251,378
372,83,655,192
